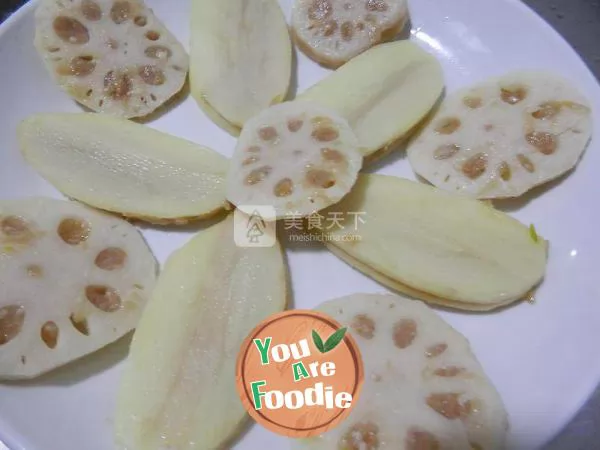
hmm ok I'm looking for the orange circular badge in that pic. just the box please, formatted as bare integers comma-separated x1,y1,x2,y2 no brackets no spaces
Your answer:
236,310,364,438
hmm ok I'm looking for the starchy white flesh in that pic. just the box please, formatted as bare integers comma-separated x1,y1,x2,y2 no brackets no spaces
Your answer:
115,215,287,450
34,0,188,118
408,71,593,199
0,198,156,380
190,0,292,133
18,113,229,224
299,41,444,159
294,293,508,450
292,0,408,68
227,101,363,218
324,175,547,310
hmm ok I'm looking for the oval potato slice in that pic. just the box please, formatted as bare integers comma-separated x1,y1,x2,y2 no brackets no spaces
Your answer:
294,293,508,450
408,71,593,198
292,0,408,68
35,0,188,118
227,101,363,219
323,174,547,310
298,41,444,161
0,197,156,380
18,113,229,224
115,214,287,450
190,0,292,134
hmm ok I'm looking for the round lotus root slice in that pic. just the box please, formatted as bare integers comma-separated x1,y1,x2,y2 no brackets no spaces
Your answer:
408,71,592,199
293,293,508,450
0,197,157,380
226,101,364,219
34,0,188,118
292,0,409,68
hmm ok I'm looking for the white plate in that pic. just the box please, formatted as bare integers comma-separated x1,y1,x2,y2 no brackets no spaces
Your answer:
0,0,599,449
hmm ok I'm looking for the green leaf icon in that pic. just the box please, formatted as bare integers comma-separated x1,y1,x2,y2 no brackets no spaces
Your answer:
312,330,325,353
323,327,348,353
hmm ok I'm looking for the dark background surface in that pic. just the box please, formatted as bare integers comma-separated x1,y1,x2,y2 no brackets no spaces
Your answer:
1,0,599,449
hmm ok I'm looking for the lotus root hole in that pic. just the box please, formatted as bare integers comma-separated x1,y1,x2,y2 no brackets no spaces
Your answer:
139,65,166,86
321,148,346,164
95,248,127,270
247,146,261,153
242,156,260,166
462,153,488,179
435,117,461,135
425,343,447,358
463,96,483,109
245,166,272,185
48,46,60,53
287,119,304,132
85,285,122,312
434,366,465,377
41,321,59,349
366,0,389,11
70,314,89,336
26,264,43,278
426,393,470,419
110,1,132,24
323,20,338,36
134,15,147,27
57,218,90,245
68,55,96,77
406,428,441,450
340,422,379,450
146,30,160,41
517,154,535,173
104,70,132,99
498,162,512,181
312,124,339,142
393,319,417,349
501,85,527,104
341,22,354,41
145,45,172,59
433,144,460,160
274,178,294,197
526,131,557,155
532,101,562,119
81,0,102,21
0,305,25,346
351,314,375,339
308,0,333,21
107,39,119,49
1,216,30,237
306,169,336,189
258,126,278,141
53,16,90,44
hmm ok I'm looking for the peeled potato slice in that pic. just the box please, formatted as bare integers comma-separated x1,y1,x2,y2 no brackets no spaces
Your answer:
294,293,508,450
408,71,593,198
115,214,287,450
292,0,408,68
323,175,547,310
34,0,188,118
226,101,363,219
0,197,156,380
18,113,229,224
299,41,444,160
190,0,292,134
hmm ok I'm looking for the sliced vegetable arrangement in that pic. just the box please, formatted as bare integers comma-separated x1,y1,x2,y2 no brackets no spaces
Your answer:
115,215,287,450
35,0,189,118
297,293,508,450
0,198,156,379
18,113,229,224
0,0,594,448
